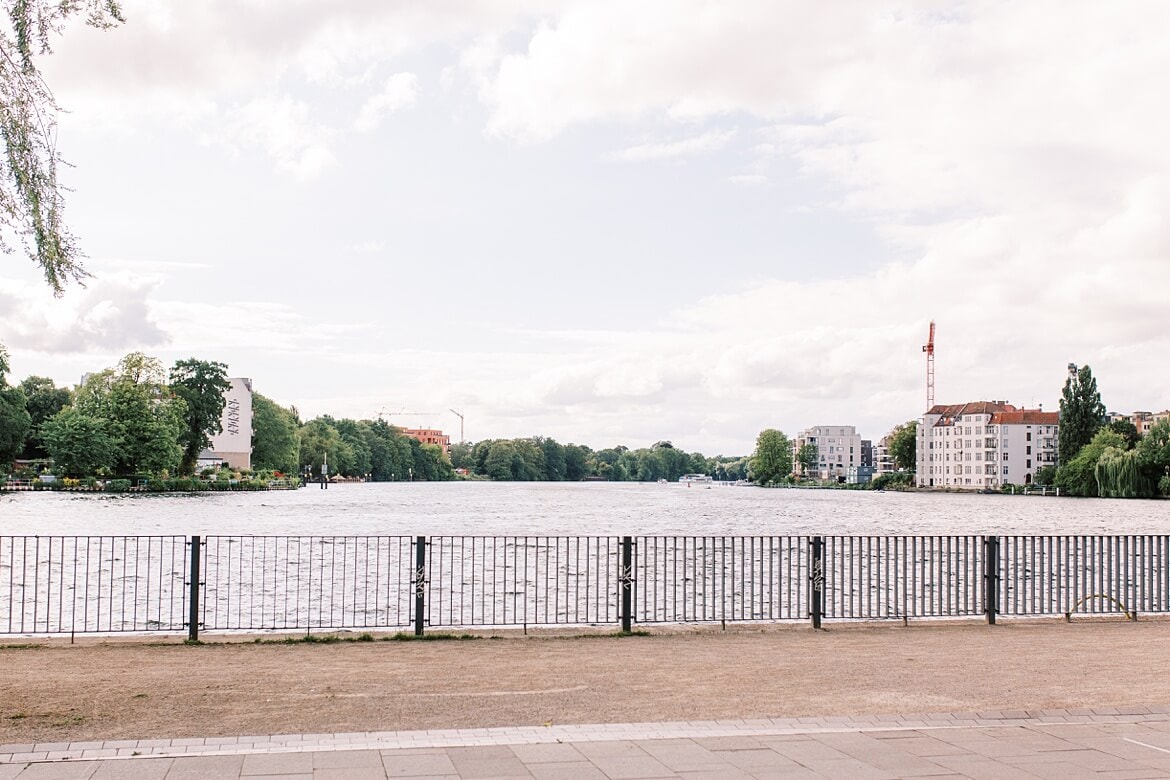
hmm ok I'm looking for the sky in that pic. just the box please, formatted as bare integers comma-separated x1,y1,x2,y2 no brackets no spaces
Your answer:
2,0,1169,456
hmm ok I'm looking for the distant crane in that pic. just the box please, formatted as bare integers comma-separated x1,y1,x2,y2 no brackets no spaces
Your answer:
376,408,439,425
449,409,465,443
922,320,936,412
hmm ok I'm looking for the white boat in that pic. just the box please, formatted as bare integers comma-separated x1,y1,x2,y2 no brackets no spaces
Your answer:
678,474,714,484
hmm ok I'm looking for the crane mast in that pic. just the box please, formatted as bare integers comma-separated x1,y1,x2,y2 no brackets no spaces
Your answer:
922,320,936,412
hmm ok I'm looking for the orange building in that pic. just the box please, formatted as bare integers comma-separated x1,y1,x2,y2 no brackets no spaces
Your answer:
399,428,451,455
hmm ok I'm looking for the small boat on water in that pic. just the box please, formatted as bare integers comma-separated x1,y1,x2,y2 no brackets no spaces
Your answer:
678,473,714,485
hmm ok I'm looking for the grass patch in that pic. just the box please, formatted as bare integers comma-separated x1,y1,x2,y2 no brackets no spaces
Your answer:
547,629,651,640
247,631,481,644
383,632,480,642
0,643,42,650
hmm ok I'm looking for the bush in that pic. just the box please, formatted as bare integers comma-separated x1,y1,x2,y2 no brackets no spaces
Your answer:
871,472,913,490
105,479,132,492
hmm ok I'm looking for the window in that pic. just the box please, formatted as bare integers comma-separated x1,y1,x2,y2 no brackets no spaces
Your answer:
1003,453,1009,461
1026,446,1031,455
1026,459,1032,468
1026,432,1032,441
1003,465,1009,475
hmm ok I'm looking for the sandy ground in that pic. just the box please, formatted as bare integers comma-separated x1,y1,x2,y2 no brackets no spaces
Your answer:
2,620,1168,743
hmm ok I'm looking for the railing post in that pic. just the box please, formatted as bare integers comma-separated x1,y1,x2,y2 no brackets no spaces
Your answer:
984,535,999,625
413,536,427,637
187,535,201,642
620,536,634,633
809,536,824,629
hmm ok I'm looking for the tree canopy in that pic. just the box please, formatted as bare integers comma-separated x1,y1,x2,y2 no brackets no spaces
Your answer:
169,359,231,475
888,421,918,472
1058,364,1105,466
17,375,70,458
0,345,30,466
749,428,792,485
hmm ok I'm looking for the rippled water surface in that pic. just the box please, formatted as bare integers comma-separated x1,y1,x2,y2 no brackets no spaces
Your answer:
3,482,1169,536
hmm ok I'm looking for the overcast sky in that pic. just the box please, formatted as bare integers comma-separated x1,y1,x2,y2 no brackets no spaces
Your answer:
2,1,1168,455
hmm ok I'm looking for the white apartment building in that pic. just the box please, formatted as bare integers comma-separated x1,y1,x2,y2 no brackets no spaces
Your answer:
917,402,1058,489
793,425,862,481
871,435,894,477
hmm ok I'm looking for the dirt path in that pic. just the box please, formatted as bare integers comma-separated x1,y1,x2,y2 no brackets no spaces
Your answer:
3,621,1168,743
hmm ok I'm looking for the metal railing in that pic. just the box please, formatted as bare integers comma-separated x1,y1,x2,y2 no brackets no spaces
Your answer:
2,535,1167,638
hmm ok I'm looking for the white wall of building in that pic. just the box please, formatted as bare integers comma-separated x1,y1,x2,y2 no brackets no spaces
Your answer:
203,377,254,469
794,425,861,480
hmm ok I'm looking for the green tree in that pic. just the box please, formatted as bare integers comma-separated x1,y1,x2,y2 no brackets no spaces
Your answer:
17,375,70,458
40,407,115,476
1095,446,1150,499
538,437,566,481
72,353,185,475
0,345,30,466
169,359,231,475
332,417,372,477
749,429,792,485
250,393,300,474
1106,419,1141,449
448,441,474,471
796,443,818,477
1058,364,1106,466
888,421,918,472
1034,464,1057,486
484,440,517,480
1054,428,1126,497
298,418,348,477
2,1,125,294
1138,419,1170,496
563,444,590,480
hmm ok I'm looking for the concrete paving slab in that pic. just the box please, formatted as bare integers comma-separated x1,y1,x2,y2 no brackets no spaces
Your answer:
381,751,459,778
90,758,173,780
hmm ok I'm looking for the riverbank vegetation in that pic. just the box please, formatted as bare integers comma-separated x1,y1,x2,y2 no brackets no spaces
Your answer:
1,349,749,486
1052,365,1170,498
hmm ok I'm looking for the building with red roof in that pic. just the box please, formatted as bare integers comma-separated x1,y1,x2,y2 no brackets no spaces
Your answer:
917,401,1058,489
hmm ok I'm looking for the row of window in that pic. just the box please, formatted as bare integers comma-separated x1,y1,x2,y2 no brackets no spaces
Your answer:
928,464,1030,475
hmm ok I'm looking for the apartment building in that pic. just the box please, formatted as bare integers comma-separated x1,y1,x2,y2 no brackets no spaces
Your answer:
793,425,862,481
399,428,451,455
871,435,894,477
1113,410,1170,436
917,401,1058,489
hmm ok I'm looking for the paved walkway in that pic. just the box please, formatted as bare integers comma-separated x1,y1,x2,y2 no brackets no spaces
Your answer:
5,707,1170,779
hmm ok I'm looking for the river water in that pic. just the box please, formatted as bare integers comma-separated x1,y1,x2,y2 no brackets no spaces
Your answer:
2,482,1168,537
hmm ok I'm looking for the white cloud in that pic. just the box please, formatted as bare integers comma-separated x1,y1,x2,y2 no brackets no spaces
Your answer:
16,1,1170,453
0,275,169,354
354,72,420,132
204,96,335,179
604,129,735,162
728,173,767,186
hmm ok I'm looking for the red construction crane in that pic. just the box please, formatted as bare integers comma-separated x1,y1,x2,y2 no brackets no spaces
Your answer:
922,320,936,412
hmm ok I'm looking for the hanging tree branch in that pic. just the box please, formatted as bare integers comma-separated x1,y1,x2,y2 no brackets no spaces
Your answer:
0,0,123,296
